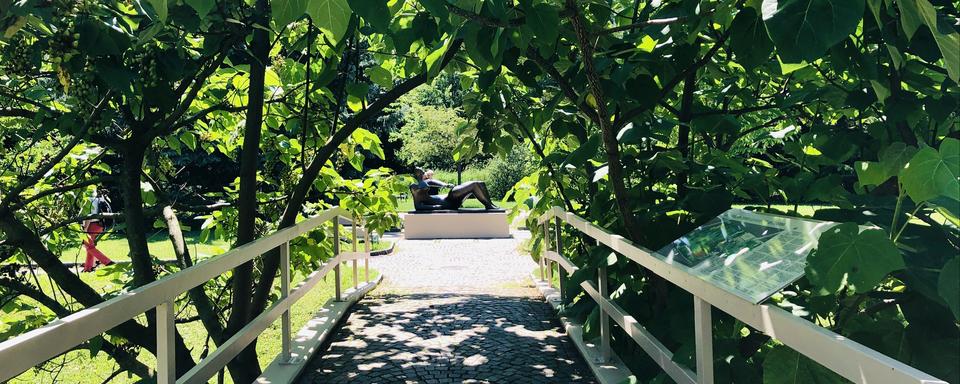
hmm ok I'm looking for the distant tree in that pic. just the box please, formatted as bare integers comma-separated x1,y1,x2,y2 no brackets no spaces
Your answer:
392,103,465,170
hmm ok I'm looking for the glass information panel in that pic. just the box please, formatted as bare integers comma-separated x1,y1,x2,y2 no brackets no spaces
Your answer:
655,209,835,304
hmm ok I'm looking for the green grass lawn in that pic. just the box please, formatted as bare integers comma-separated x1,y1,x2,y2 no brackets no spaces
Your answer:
62,230,392,264
58,230,230,263
10,264,379,383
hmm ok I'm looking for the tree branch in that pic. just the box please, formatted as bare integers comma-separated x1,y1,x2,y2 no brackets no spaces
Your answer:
14,177,112,210
0,107,37,118
525,48,601,125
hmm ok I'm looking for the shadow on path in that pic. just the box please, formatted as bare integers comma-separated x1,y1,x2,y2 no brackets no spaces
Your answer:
297,292,596,383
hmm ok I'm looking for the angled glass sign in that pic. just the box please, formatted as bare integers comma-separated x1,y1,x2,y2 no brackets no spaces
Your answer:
655,209,835,304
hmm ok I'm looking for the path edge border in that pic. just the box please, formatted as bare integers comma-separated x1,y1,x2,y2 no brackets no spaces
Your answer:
256,274,383,383
531,273,635,384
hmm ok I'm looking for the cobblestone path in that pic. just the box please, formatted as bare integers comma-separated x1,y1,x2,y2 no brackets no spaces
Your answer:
298,233,597,383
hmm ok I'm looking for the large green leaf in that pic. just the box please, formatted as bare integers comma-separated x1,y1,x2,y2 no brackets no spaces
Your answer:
762,345,845,384
184,0,215,19
273,0,308,27
525,3,559,55
729,8,773,69
939,257,960,321
855,142,917,187
348,0,391,32
425,39,450,80
419,0,449,19
307,0,352,43
899,138,960,203
806,223,905,294
365,66,392,87
147,0,168,22
899,0,960,81
761,0,865,63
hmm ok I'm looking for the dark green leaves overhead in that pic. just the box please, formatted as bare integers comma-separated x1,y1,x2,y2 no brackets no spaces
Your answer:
761,0,865,63
184,0,215,19
729,7,773,69
419,0,449,19
77,20,131,56
806,223,905,294
899,0,960,81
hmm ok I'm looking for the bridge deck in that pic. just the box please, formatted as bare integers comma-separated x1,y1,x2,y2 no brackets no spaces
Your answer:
297,233,596,383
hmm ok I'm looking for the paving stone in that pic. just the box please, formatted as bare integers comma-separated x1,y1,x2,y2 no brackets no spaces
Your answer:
297,234,596,383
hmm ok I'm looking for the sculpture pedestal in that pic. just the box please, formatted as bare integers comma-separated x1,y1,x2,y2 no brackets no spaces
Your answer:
403,211,510,239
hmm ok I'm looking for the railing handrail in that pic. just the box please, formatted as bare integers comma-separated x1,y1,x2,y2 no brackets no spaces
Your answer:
537,206,946,384
0,206,361,383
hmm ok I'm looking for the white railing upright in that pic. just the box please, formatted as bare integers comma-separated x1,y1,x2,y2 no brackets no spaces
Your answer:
536,206,946,384
0,206,374,384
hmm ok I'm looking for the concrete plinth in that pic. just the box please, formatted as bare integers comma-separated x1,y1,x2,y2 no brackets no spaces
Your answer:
404,211,510,239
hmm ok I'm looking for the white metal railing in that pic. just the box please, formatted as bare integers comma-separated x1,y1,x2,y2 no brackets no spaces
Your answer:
537,206,946,384
0,206,374,384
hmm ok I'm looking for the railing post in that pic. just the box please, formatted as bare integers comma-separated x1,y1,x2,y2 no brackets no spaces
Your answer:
332,218,342,302
279,240,293,364
694,296,714,384
555,217,564,303
539,222,546,282
543,222,553,284
352,214,359,290
364,225,371,283
156,300,176,384
597,263,611,363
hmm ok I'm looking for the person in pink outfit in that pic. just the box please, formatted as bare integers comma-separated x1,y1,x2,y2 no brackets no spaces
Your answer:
82,188,114,272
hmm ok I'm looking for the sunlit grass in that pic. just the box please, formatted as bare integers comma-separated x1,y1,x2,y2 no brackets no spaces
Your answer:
60,230,391,264
58,231,229,263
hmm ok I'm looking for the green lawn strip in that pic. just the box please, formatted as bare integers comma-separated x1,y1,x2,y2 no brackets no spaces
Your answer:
9,265,379,383
57,231,230,263
60,231,390,263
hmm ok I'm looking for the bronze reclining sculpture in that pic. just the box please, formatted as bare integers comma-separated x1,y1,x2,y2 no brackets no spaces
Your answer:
409,168,500,212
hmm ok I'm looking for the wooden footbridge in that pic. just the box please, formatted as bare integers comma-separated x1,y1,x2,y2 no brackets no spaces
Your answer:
0,207,947,383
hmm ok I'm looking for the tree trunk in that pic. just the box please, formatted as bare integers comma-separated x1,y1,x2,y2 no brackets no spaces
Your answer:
118,141,157,287
224,0,271,380
115,139,198,375
676,71,696,199
566,0,641,241
163,206,225,345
